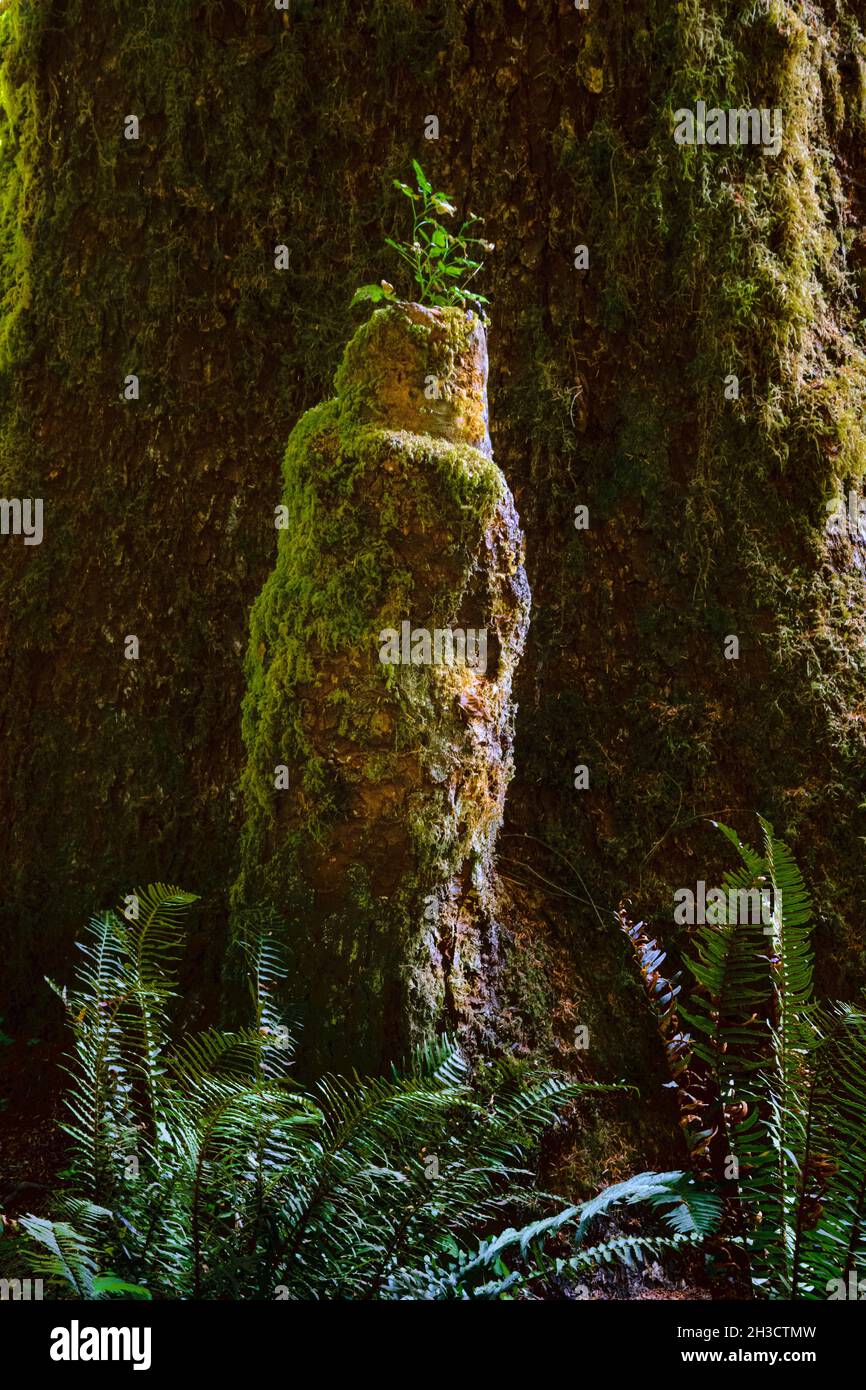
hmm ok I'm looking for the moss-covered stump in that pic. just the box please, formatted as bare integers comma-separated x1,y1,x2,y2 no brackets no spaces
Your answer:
231,303,530,1074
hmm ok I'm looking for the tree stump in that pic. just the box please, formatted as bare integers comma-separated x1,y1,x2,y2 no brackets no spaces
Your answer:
231,302,530,1074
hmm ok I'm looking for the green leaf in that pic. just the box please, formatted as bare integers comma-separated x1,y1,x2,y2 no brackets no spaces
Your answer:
350,284,387,306
92,1275,153,1300
412,159,432,193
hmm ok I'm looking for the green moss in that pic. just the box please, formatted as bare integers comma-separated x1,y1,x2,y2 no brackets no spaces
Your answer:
502,0,866,1022
230,306,520,1072
4,0,866,1192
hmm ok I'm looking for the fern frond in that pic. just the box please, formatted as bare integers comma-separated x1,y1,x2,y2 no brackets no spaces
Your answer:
18,1201,113,1299
791,1003,866,1298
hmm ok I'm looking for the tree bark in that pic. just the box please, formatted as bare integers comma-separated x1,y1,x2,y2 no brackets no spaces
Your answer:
1,2,865,1131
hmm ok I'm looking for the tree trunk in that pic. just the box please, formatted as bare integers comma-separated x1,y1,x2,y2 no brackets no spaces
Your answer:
2,1,865,1143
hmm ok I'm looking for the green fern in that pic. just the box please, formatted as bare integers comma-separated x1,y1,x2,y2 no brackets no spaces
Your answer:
18,1200,112,1299
11,889,715,1300
628,819,866,1299
384,1171,720,1299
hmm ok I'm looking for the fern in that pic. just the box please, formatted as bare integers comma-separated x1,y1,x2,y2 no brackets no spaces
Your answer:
624,819,866,1299
18,1201,112,1299
620,911,715,1165
383,1171,719,1299
10,889,715,1299
790,1003,866,1297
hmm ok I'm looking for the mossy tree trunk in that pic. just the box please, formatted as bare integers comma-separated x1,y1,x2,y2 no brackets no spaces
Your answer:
231,302,529,1073
2,1,866,1096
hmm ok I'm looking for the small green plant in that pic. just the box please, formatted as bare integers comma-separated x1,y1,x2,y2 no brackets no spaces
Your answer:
351,159,491,317
625,818,866,1300
4,886,719,1300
